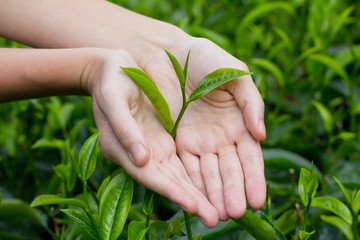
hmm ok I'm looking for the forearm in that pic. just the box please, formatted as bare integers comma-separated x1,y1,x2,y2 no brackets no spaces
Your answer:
0,0,190,67
0,48,98,102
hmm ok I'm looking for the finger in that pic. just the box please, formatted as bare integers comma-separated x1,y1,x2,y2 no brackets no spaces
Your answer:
200,153,229,221
226,74,266,141
218,145,246,219
236,134,266,209
179,151,207,197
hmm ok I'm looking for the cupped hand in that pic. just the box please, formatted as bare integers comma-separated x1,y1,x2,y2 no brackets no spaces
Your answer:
142,38,267,221
86,49,219,227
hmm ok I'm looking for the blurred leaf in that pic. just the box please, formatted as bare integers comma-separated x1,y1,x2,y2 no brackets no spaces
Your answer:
274,209,297,235
188,68,252,103
59,103,75,129
299,168,311,206
30,194,86,209
312,100,334,134
53,163,76,195
232,210,278,240
299,230,315,240
311,196,352,225
333,176,352,206
78,132,99,182
251,58,285,88
237,2,295,31
121,67,174,133
351,189,360,214
320,215,353,240
99,169,133,240
31,138,64,150
142,189,155,217
148,221,169,240
263,149,322,177
309,54,350,86
61,209,98,240
0,199,43,226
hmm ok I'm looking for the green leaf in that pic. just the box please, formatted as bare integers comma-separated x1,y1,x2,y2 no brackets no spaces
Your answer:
31,138,64,150
142,189,155,216
274,209,298,235
99,169,134,240
68,149,80,179
311,196,352,225
164,49,186,89
312,100,334,134
121,67,174,133
263,149,322,177
30,194,87,209
188,68,252,103
183,50,191,82
260,212,287,240
299,168,311,206
61,209,98,240
0,199,44,226
320,215,353,240
299,230,315,240
148,221,169,240
309,54,350,87
128,221,146,240
351,189,360,214
53,163,76,195
232,210,278,240
78,132,99,181
59,103,75,129
97,175,111,203
333,176,352,206
251,58,285,88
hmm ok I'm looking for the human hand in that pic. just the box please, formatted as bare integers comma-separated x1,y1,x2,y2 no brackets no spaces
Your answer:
143,38,267,221
85,49,219,227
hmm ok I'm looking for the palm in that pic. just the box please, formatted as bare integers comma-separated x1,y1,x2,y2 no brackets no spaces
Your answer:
145,38,266,220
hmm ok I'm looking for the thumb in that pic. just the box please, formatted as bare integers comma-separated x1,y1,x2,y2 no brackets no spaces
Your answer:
228,74,266,141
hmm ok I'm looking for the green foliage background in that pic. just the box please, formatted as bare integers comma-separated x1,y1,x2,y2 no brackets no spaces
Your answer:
0,0,359,239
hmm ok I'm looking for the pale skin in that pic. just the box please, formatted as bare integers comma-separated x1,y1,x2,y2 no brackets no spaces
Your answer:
0,0,266,227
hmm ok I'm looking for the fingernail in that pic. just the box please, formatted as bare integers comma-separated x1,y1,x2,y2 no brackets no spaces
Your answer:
130,143,146,166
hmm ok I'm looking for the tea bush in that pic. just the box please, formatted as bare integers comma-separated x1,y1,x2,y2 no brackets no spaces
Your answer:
0,0,359,239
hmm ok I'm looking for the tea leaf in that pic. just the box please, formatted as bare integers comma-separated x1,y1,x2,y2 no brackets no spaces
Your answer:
183,50,191,82
165,49,186,89
351,189,360,214
299,168,312,206
78,132,99,181
148,221,170,240
142,189,155,216
31,194,87,209
0,199,44,226
121,67,174,133
333,176,352,206
128,221,147,240
299,230,315,240
312,100,334,134
188,68,251,103
251,58,285,88
99,169,134,240
61,209,98,240
97,175,111,202
320,215,353,240
232,210,278,240
275,209,297,235
311,196,352,225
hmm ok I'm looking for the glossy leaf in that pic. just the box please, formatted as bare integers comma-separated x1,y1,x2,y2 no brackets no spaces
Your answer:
188,68,252,103
128,221,148,240
30,194,87,209
121,67,174,133
299,230,315,240
232,210,278,240
260,212,286,240
97,175,111,202
183,50,191,83
311,196,352,225
78,132,99,181
298,168,312,206
312,101,334,134
143,189,155,216
148,221,169,240
99,169,134,240
275,209,298,235
61,209,98,240
351,189,360,214
165,49,186,89
333,176,352,206
320,215,353,240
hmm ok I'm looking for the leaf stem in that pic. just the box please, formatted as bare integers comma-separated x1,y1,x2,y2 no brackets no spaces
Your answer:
183,211,193,240
302,197,312,232
170,101,189,139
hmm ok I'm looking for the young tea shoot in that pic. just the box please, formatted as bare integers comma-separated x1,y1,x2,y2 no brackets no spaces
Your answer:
121,49,252,240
